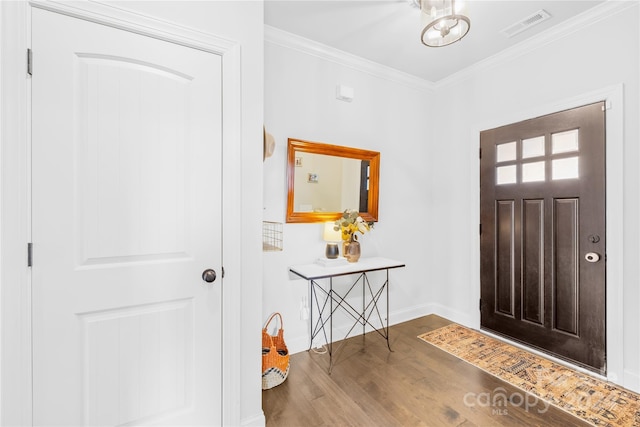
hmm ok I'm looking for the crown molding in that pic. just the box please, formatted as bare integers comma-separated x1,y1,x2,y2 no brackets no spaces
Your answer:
264,25,436,93
266,1,635,92
435,0,638,88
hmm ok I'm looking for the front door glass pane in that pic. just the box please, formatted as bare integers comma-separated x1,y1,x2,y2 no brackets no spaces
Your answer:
496,142,517,162
522,161,545,182
552,157,579,180
552,129,579,154
496,165,517,184
522,136,545,158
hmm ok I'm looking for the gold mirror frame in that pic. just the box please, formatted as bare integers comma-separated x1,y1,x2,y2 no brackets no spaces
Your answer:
286,138,380,223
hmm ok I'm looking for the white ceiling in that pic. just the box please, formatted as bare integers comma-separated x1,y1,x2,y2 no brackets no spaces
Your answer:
264,0,606,83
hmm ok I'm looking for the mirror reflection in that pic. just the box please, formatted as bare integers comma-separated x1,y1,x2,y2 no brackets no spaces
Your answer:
293,153,368,212
286,138,379,223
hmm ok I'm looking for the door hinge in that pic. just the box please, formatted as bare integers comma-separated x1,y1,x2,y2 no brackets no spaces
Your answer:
479,298,482,311
479,224,482,235
602,101,611,111
221,266,225,279
27,242,33,267
479,148,482,159
27,49,32,76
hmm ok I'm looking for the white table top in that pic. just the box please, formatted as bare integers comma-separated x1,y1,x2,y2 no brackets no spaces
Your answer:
289,257,405,280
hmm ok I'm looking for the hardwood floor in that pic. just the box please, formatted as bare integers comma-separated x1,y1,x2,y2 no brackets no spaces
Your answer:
262,315,589,426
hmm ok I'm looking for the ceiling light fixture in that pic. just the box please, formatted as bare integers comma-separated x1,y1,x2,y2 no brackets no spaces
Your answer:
420,0,470,47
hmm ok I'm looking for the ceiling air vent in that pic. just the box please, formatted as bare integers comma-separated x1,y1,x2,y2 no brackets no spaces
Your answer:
500,9,551,38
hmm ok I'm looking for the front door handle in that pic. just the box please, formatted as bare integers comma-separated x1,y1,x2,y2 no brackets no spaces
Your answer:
585,252,600,263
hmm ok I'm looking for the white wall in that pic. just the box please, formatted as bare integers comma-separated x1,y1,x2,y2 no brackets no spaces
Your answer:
263,36,435,353
263,1,640,391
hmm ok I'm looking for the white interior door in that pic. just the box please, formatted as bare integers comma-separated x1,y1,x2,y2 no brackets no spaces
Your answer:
32,8,222,426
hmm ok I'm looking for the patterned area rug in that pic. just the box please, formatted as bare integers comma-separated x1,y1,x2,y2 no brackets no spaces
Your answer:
418,323,640,426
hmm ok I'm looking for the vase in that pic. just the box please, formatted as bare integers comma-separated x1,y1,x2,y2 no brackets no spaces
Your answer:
342,236,361,263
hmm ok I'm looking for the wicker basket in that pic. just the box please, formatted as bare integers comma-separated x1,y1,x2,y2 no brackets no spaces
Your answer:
262,312,290,390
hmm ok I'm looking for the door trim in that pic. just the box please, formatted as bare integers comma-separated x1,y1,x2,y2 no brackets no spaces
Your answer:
470,84,625,384
0,2,32,424
1,1,244,424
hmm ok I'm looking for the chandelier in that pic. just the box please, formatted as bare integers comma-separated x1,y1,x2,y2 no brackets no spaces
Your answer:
420,0,470,47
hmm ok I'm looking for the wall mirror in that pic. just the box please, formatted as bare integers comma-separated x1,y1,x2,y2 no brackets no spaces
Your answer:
286,138,380,223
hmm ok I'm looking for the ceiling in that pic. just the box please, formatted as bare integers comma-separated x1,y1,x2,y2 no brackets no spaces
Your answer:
264,0,606,83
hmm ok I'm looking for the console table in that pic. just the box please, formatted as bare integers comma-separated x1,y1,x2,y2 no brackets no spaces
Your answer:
289,257,405,373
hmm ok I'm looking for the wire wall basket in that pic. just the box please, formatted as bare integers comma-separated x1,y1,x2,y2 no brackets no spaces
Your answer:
263,221,283,252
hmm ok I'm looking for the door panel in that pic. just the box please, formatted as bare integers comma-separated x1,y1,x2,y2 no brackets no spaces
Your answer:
554,198,579,335
81,300,193,426
495,200,515,317
32,8,222,426
480,102,606,374
522,199,543,325
77,54,191,264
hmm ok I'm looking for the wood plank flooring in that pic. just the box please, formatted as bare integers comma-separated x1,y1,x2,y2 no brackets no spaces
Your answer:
262,315,589,426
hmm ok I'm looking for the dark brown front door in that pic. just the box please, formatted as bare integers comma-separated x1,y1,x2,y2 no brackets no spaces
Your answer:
480,102,606,374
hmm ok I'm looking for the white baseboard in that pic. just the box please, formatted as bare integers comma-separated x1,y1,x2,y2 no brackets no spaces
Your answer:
288,335,311,355
288,302,438,354
241,411,266,427
390,302,435,325
286,304,640,394
622,370,640,393
426,303,475,328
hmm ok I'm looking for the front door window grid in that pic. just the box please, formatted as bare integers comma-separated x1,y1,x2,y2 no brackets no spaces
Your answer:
495,129,580,185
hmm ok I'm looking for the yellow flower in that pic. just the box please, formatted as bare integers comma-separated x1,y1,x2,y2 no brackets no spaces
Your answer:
334,209,374,241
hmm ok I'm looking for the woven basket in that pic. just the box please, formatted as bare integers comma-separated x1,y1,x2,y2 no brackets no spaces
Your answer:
262,312,290,390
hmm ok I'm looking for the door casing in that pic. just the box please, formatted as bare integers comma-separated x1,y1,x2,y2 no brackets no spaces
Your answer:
479,102,606,373
469,85,625,382
0,1,245,424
